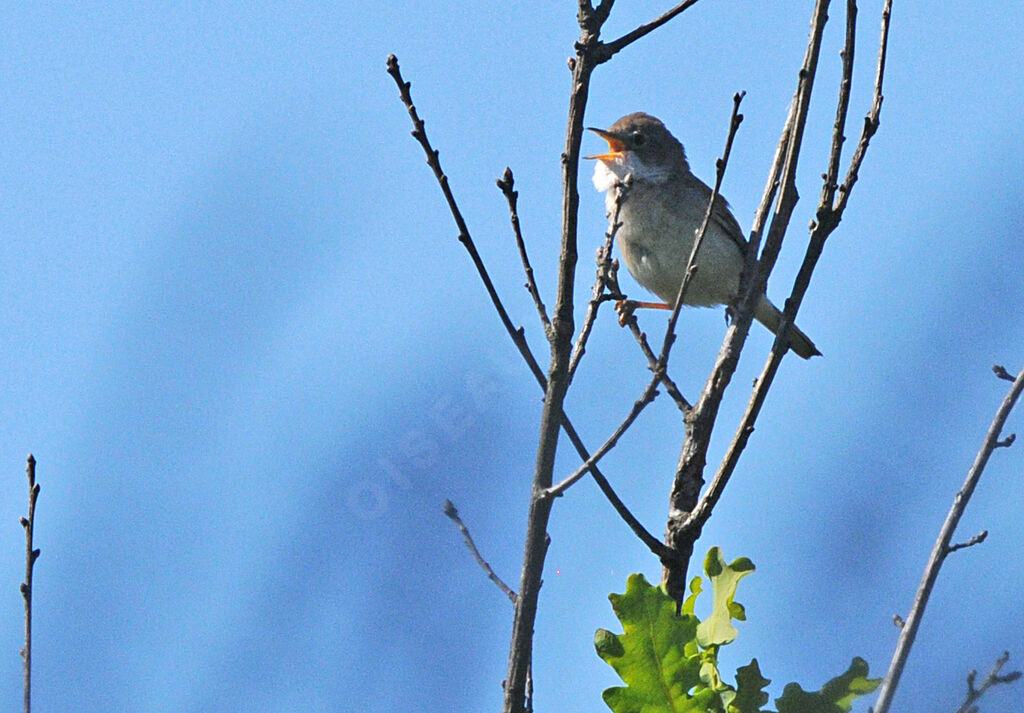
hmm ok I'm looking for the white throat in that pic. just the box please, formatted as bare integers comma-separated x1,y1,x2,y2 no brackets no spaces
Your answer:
591,152,672,194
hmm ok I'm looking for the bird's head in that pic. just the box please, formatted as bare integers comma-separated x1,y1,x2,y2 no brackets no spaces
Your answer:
586,112,689,189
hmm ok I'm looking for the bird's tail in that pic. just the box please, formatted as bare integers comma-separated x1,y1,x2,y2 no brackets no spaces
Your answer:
754,296,821,359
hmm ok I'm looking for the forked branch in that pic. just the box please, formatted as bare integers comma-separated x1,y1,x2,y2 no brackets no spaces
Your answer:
386,56,659,559
873,364,1024,713
664,0,892,606
953,652,1021,713
681,0,890,542
387,48,676,713
594,1,703,62
663,0,834,603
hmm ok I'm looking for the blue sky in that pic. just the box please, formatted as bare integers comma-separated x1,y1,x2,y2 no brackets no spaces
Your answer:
2,2,1023,711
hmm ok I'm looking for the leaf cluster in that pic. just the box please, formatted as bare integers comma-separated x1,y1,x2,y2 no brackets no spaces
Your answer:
595,548,879,713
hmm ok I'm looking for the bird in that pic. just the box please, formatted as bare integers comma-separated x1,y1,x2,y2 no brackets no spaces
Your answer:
586,112,820,359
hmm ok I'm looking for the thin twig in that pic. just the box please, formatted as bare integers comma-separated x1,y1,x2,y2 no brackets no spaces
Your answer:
873,365,1024,713
834,0,891,215
595,0,703,62
953,652,1022,713
946,530,987,555
547,382,660,498
820,0,857,209
20,454,40,713
993,364,1015,382
386,55,548,390
443,500,516,603
568,180,629,383
609,265,692,413
497,168,553,340
656,91,746,371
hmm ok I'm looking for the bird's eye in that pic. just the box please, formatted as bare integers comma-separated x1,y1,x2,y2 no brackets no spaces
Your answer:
632,131,645,146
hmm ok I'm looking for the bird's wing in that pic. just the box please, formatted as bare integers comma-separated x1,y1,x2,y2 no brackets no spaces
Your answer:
711,196,748,253
692,178,749,255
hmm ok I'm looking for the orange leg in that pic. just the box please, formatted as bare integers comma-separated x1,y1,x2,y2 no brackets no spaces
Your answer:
614,298,671,326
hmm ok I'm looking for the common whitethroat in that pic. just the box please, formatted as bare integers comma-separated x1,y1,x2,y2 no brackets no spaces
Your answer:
587,112,820,359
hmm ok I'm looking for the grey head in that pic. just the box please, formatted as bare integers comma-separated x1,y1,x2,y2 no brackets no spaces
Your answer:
586,112,690,183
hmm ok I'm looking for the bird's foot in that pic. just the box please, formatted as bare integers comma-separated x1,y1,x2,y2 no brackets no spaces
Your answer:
614,299,637,326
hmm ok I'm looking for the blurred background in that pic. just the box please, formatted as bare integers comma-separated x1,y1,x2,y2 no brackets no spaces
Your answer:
2,2,1023,711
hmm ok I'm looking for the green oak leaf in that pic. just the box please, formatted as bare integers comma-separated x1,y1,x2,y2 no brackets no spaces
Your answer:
594,573,704,713
603,681,719,713
775,657,881,713
730,659,771,713
682,576,703,617
696,547,756,649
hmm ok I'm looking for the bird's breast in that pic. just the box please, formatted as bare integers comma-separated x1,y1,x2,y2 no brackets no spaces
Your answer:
612,184,744,307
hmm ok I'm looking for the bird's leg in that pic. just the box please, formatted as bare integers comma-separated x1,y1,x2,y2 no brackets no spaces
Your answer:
615,299,671,327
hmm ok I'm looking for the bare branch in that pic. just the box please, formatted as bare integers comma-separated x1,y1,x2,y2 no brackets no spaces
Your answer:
834,0,891,215
953,652,1022,713
597,1,703,62
444,500,517,603
874,365,1024,713
679,0,857,540
547,382,660,498
20,454,40,713
501,10,603,703
386,55,549,391
610,269,693,413
664,0,833,604
387,53,659,587
657,91,747,371
993,364,1015,382
820,0,857,209
497,168,553,341
946,529,987,555
568,180,629,382
670,0,893,596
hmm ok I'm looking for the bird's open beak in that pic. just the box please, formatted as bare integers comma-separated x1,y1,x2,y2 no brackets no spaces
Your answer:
584,127,625,162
